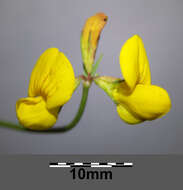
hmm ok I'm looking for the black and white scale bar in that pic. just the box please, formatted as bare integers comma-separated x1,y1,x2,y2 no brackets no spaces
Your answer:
49,162,133,168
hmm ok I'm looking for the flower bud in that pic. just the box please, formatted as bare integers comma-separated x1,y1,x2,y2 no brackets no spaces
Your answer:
81,13,108,73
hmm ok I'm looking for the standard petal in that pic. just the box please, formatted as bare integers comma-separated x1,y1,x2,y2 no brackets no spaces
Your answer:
46,52,75,109
119,35,151,91
28,48,75,109
116,104,144,124
113,83,171,121
16,96,59,130
28,48,59,97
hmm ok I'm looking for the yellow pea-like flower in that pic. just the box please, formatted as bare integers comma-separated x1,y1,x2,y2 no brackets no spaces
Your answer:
16,48,75,130
114,35,171,124
95,35,171,124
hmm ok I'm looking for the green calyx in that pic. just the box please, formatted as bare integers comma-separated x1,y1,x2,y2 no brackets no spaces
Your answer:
94,76,123,103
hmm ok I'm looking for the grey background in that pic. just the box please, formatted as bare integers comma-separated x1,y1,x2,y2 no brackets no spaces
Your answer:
0,0,182,154
0,155,182,189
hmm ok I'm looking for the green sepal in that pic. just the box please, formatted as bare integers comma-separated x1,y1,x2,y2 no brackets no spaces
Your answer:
91,54,103,76
94,76,123,103
82,64,88,77
74,77,81,92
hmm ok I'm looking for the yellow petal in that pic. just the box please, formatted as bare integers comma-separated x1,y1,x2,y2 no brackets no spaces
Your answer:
113,82,171,121
28,48,75,109
116,104,144,124
119,35,151,91
16,96,59,130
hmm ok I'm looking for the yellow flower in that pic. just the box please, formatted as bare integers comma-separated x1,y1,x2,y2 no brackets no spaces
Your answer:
16,48,75,130
81,12,108,73
113,35,171,124
95,35,171,124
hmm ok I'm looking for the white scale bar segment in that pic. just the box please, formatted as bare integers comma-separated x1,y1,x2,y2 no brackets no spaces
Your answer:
124,162,133,166
91,163,100,165
58,163,67,165
74,163,83,165
91,165,112,168
107,163,116,165
50,165,70,168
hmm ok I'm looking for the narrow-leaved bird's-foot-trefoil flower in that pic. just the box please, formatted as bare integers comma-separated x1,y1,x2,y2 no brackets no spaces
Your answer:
16,48,75,130
95,35,171,124
81,12,108,74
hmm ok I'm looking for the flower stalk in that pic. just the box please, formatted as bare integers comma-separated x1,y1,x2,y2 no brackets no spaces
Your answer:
54,85,89,132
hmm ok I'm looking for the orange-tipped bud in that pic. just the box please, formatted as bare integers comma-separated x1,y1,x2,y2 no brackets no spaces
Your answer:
81,13,108,73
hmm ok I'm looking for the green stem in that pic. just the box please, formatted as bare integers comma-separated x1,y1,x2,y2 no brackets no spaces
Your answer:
0,120,26,131
51,85,89,132
0,85,90,133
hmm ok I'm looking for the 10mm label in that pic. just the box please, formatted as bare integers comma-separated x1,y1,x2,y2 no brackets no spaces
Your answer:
70,168,112,180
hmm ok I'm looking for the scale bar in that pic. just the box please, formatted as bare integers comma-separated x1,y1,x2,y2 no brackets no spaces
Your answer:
49,162,133,168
